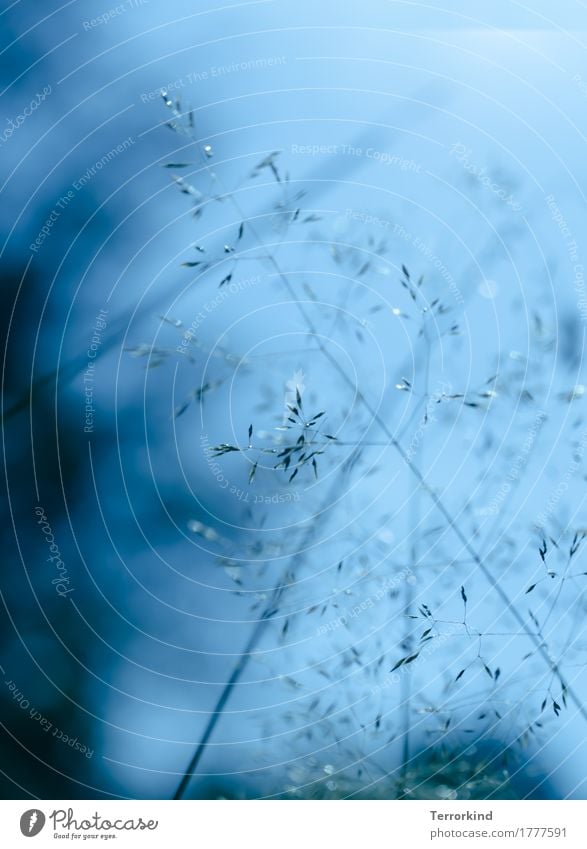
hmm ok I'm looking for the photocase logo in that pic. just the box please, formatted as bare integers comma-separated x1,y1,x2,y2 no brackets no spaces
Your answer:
20,810,45,837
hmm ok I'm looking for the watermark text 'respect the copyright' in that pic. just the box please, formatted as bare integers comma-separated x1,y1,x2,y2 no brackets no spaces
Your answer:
291,143,422,172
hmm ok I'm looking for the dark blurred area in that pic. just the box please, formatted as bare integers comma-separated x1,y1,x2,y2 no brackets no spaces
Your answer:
2,1,587,801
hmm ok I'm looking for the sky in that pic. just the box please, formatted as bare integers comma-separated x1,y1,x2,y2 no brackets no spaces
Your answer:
2,0,587,801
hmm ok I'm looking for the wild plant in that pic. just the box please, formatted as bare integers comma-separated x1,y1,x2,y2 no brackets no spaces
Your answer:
48,91,586,800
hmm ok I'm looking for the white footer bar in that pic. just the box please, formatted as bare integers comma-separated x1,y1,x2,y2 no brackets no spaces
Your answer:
1,800,585,848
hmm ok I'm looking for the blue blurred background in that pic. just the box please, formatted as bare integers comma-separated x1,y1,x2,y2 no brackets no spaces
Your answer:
2,0,587,800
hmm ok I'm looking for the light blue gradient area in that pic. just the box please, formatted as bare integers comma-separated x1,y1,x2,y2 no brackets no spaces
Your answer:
2,0,587,799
